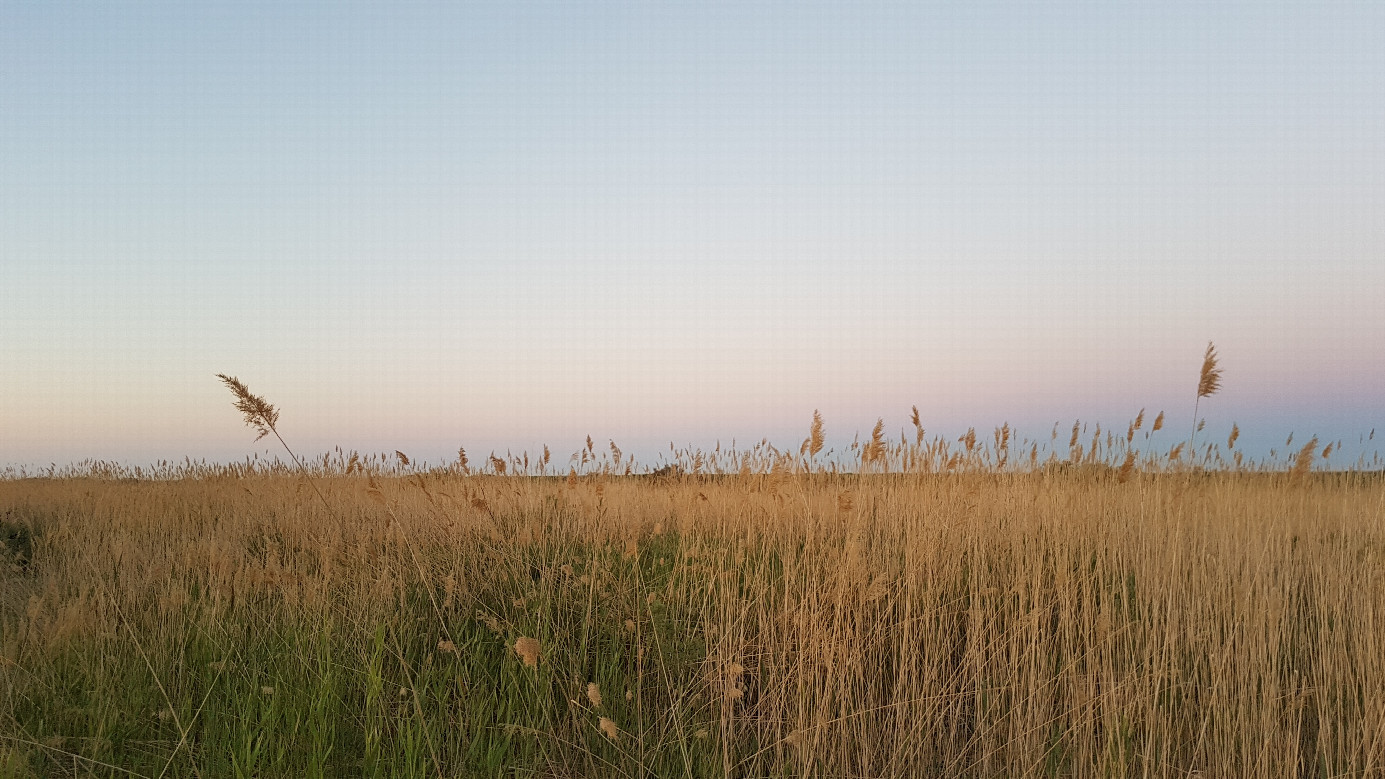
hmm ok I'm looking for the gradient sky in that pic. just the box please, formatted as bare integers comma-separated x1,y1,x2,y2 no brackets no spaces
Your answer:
3,1,1383,470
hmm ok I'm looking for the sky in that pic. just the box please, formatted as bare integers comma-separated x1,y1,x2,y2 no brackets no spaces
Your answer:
2,1,1383,471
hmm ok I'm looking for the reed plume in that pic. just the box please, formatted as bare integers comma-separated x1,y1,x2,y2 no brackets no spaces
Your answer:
217,374,345,539
217,374,308,474
863,418,886,469
216,374,279,442
1292,436,1319,481
1197,342,1223,399
1117,450,1136,484
1191,342,1222,453
809,410,825,460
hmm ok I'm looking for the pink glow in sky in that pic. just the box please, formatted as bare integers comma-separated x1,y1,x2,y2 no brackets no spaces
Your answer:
3,2,1383,469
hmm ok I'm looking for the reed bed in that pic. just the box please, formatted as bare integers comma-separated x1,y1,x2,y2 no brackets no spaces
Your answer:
2,431,1383,777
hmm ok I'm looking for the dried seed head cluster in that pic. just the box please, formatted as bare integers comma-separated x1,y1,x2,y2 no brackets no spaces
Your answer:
514,637,540,668
216,374,279,441
1292,437,1319,480
1198,342,1223,399
809,410,825,458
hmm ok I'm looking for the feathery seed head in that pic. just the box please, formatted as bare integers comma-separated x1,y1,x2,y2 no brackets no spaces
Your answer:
216,374,279,441
1197,342,1223,399
809,410,825,458
1292,437,1319,480
1117,451,1136,483
961,427,977,454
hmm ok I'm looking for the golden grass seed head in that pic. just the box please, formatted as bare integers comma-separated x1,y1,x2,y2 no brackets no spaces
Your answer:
1198,341,1223,399
809,409,825,458
216,374,280,442
1292,437,1319,480
1117,451,1136,484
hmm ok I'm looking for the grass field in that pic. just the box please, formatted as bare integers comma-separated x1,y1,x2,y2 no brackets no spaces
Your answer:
2,421,1383,778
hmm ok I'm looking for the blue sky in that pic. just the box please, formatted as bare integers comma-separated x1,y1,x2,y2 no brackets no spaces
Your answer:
2,1,1383,469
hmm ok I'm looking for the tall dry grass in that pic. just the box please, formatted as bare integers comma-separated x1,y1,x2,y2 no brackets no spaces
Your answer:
2,447,1383,776
1,357,1382,776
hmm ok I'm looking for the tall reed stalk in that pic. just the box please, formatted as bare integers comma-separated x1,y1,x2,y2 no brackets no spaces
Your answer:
1190,342,1222,458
